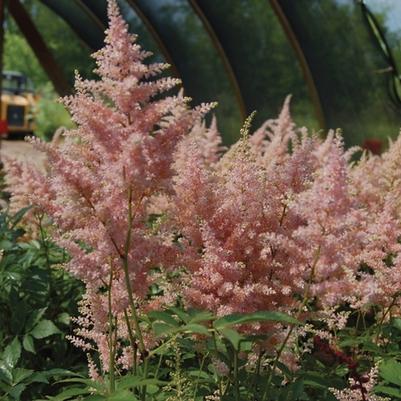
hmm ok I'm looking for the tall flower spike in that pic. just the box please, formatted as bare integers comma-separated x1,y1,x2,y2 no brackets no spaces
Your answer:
6,0,212,373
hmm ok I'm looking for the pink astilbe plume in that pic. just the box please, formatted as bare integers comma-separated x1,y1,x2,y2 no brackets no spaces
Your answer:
171,98,401,353
5,0,212,371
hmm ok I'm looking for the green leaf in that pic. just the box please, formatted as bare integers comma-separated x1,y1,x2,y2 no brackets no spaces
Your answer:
29,372,49,384
289,379,304,399
30,319,60,339
151,322,178,337
0,240,14,250
380,360,401,386
12,368,34,385
10,206,32,227
9,383,26,399
168,307,190,323
106,390,139,401
82,396,107,401
0,363,13,384
22,335,35,354
147,311,179,327
219,327,243,350
182,324,211,336
25,308,47,331
187,310,214,324
187,370,212,380
392,318,401,332
116,376,165,390
374,385,401,398
58,377,104,391
10,302,28,334
50,386,91,401
3,337,21,368
57,312,71,326
213,311,300,329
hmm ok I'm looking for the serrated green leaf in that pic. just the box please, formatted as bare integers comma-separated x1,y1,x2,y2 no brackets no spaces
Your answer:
168,307,190,323
107,389,139,401
81,396,107,401
380,360,401,386
392,318,401,331
30,319,60,339
9,382,26,399
3,337,21,368
187,310,214,324
10,206,32,227
219,327,243,350
188,370,212,380
50,386,91,401
57,312,71,326
25,308,47,332
0,240,14,250
12,368,34,385
58,377,104,391
213,311,300,329
29,372,49,384
147,311,179,327
152,322,178,337
23,335,35,354
182,323,211,336
116,376,165,391
374,385,401,398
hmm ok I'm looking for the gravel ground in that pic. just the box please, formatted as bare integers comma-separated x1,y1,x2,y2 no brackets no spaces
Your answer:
0,139,47,170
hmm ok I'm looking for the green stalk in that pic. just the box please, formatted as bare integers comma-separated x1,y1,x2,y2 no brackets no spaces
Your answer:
251,350,263,398
121,187,149,401
212,330,224,397
124,309,138,375
233,350,240,401
193,351,209,399
262,246,321,401
122,187,146,354
375,295,398,344
108,267,116,393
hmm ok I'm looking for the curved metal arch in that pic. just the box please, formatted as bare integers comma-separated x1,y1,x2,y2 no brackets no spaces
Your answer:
270,0,326,130
8,0,71,95
39,0,105,50
73,0,106,33
79,0,108,26
187,0,247,119
125,0,181,79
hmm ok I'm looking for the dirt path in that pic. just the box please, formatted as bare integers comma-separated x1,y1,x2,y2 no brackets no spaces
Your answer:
0,139,47,170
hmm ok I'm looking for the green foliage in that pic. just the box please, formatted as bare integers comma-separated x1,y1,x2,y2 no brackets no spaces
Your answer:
34,84,75,142
0,209,85,401
39,304,401,401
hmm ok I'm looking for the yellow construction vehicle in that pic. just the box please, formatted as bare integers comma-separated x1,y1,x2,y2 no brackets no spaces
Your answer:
1,71,37,137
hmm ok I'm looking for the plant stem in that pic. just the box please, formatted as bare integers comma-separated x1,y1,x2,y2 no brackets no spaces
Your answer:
121,187,149,401
108,266,115,393
193,351,209,399
122,187,146,355
124,309,138,375
251,350,264,398
262,245,321,401
375,295,398,344
233,350,240,401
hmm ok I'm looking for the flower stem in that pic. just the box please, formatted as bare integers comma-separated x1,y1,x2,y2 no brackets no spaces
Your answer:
107,266,115,393
262,245,321,401
233,350,240,401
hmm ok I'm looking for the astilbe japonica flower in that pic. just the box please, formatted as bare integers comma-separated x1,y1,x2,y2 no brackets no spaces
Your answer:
7,0,401,385
171,97,401,350
5,0,212,372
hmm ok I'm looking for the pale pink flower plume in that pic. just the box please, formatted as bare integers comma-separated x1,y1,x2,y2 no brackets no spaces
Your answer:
5,0,212,371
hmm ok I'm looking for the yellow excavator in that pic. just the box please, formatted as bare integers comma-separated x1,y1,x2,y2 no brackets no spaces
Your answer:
1,71,37,137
